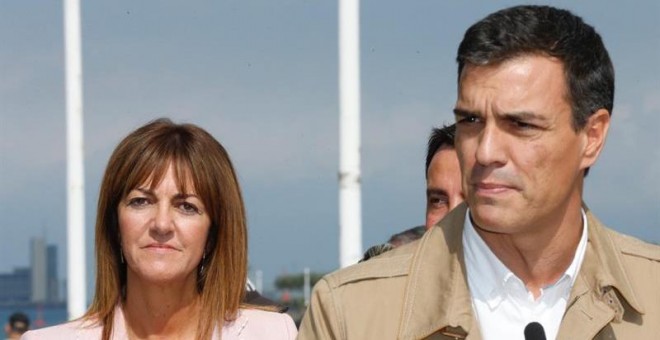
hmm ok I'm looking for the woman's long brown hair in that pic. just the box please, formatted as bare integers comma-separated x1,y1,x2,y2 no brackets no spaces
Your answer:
84,118,247,340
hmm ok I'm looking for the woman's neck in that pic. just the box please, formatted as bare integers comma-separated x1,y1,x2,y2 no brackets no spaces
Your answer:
122,276,201,339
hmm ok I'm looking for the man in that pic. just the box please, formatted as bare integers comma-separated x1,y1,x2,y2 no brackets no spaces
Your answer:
361,125,463,262
4,312,29,339
299,5,660,339
424,124,462,229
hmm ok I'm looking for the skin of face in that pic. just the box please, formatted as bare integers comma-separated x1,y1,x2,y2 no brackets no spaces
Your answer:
118,165,211,288
454,54,609,236
425,146,464,229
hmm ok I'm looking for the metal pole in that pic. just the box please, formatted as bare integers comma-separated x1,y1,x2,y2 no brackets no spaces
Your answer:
338,0,362,268
64,0,86,320
303,267,311,306
255,270,263,294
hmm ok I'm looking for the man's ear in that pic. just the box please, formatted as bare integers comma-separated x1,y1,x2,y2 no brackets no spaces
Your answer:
580,109,611,170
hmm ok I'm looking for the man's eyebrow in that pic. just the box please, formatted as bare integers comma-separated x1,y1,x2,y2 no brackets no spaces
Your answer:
453,108,475,118
500,111,548,122
427,188,449,196
453,108,549,123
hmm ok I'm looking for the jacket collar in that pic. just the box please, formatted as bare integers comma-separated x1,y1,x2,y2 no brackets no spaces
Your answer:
570,206,644,314
398,203,478,339
397,203,644,339
217,309,250,339
556,206,645,339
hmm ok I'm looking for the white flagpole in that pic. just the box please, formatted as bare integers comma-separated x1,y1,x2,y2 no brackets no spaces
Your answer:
338,0,362,268
64,0,86,320
303,267,311,306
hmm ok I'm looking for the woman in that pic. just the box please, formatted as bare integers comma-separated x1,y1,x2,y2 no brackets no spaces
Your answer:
23,119,297,339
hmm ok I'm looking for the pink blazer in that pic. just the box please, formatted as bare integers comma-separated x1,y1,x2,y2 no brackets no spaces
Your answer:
21,307,297,339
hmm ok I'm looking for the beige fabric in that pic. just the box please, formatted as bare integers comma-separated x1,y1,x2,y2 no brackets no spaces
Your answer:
298,203,660,340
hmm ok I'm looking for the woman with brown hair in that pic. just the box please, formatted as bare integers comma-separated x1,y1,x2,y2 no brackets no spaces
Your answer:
24,118,297,339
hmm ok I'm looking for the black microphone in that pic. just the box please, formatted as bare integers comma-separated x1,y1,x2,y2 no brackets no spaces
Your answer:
524,322,547,340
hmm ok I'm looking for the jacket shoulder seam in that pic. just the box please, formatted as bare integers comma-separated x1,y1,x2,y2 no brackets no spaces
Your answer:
325,254,413,288
610,231,660,261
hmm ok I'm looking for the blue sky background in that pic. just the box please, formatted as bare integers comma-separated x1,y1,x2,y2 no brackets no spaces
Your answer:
1,1,658,300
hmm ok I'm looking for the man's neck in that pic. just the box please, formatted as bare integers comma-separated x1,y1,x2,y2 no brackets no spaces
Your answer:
473,204,584,298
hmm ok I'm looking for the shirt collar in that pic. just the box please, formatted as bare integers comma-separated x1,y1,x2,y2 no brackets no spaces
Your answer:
463,209,589,310
565,209,589,285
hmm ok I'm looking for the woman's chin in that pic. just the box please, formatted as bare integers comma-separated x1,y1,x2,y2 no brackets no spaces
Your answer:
129,267,195,286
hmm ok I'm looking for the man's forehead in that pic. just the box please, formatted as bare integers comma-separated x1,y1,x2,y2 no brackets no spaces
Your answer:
455,55,569,116
427,147,459,177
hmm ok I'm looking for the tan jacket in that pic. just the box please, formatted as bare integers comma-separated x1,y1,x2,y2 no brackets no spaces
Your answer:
298,203,660,339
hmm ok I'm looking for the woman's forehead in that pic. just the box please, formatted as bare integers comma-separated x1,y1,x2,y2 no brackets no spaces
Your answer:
129,161,197,194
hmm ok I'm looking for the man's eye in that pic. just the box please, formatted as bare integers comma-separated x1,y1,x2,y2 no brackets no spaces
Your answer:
457,115,479,124
128,197,150,207
513,120,533,129
428,196,448,207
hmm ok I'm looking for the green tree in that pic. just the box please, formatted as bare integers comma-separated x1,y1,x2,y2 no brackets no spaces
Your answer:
274,272,325,290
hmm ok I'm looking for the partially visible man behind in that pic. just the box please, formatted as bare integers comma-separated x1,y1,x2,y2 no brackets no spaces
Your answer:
424,124,462,229
4,312,29,339
299,5,659,339
361,124,463,262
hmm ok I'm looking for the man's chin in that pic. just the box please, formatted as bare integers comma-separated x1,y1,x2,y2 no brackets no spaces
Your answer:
468,203,514,232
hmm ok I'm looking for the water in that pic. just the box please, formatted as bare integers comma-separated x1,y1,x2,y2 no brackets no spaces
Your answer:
0,304,68,330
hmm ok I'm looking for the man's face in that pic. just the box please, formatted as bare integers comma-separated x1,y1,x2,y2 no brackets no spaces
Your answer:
454,55,605,234
425,147,463,229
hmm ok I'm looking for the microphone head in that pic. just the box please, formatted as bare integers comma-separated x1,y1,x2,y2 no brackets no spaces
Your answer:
524,322,547,340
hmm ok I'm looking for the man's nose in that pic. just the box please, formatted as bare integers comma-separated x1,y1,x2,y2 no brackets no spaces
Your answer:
475,123,507,168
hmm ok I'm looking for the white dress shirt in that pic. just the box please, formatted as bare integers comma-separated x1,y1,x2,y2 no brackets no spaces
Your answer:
463,209,588,340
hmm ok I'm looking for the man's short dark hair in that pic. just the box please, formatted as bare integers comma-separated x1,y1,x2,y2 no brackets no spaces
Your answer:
456,5,614,131
425,124,456,179
387,225,426,247
8,312,29,334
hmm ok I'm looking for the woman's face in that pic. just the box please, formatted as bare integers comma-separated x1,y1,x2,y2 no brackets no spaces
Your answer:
118,164,211,287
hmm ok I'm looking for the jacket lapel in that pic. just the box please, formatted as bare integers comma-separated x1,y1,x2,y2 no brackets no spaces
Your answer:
398,204,480,339
217,310,249,339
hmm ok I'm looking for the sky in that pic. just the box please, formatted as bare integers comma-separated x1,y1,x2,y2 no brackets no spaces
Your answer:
1,1,658,300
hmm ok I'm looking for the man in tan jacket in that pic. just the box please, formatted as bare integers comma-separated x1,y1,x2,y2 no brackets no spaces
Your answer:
298,5,660,339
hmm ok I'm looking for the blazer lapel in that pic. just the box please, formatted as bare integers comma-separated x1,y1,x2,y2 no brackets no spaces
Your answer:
217,310,249,339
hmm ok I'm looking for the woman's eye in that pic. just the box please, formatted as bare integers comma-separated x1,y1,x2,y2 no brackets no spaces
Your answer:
128,197,150,207
179,202,200,215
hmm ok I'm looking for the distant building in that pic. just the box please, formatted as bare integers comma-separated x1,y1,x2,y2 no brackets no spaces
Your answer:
31,238,47,303
0,237,61,304
0,267,31,303
47,244,59,302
